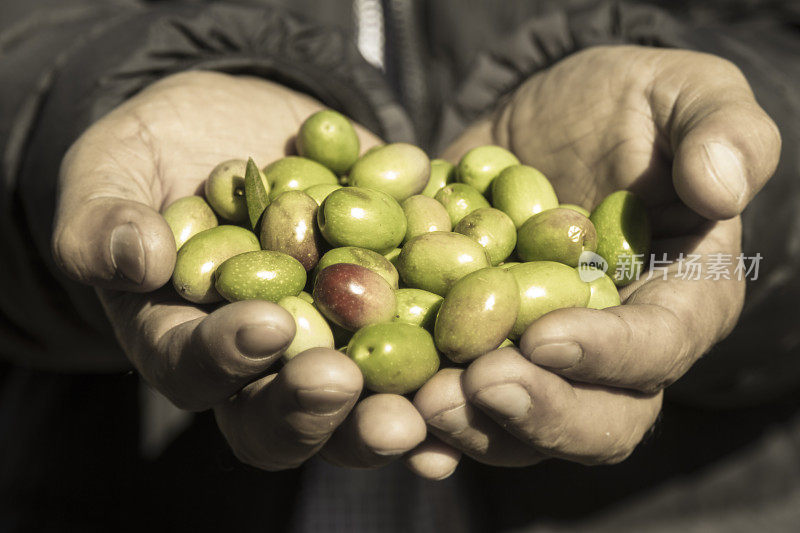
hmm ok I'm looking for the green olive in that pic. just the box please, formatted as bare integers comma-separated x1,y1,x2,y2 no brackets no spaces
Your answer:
434,183,490,226
516,208,598,267
296,110,360,175
491,165,558,227
590,191,651,286
214,250,306,303
161,196,218,250
318,187,407,253
172,225,260,303
421,159,456,197
204,159,252,223
397,231,491,296
402,195,452,242
392,288,443,331
456,145,519,194
454,207,516,266
348,143,430,201
278,295,335,360
508,261,590,339
347,322,439,394
434,267,520,363
263,156,338,201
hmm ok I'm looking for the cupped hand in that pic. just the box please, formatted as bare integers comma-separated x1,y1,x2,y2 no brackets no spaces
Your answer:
414,46,781,467
52,71,426,471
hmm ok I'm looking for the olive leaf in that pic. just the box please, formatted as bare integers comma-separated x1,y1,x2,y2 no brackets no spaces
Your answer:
245,157,270,231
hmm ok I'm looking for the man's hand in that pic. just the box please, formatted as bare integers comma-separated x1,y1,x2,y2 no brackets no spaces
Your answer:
52,71,426,471
414,46,780,467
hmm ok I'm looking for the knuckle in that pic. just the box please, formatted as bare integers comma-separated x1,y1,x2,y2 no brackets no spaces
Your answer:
587,427,642,466
534,418,573,453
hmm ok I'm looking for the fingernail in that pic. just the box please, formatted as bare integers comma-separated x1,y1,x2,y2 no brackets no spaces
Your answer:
427,404,468,434
296,388,354,415
528,341,583,369
236,323,291,359
110,223,145,284
471,383,531,420
703,142,747,205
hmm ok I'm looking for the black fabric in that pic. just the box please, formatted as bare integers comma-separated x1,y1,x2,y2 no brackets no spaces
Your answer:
1,0,800,531
2,364,800,532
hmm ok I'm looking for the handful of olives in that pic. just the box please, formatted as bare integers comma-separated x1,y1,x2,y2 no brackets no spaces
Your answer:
161,110,651,395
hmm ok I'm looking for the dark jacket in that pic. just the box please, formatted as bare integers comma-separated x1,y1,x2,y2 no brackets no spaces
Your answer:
1,1,799,531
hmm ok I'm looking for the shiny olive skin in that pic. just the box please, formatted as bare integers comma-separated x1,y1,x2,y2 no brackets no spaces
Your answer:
204,159,250,223
172,225,260,304
434,183,491,226
579,267,622,309
516,208,598,267
397,231,492,296
278,295,335,360
491,165,559,227
402,195,452,242
214,250,306,303
260,190,325,271
313,263,397,332
348,143,430,201
590,190,651,287
347,322,439,394
296,110,360,175
161,195,218,250
298,290,314,304
318,187,407,253
305,183,342,206
456,145,520,194
315,246,399,289
454,207,517,266
508,261,590,339
392,288,444,331
434,267,520,363
383,247,402,269
421,159,456,197
263,156,338,201
560,203,591,217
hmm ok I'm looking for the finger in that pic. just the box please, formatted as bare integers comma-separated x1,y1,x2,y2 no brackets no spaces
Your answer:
215,348,363,471
414,369,543,467
403,436,462,481
99,289,295,411
53,121,178,292
463,348,662,465
658,53,781,219
521,218,744,392
321,394,427,469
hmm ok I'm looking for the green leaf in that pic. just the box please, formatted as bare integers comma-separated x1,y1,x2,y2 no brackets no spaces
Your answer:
245,157,270,231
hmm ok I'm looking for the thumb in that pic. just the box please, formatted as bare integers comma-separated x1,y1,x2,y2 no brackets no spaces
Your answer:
666,55,781,220
52,138,176,292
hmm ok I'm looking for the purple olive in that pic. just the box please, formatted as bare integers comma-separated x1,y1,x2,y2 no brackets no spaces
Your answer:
313,263,397,332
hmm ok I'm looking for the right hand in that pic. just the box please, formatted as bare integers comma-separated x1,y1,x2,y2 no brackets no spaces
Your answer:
53,71,429,471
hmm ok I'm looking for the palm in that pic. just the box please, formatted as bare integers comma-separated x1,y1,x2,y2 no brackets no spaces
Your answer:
96,72,347,209
415,46,779,469
55,72,435,474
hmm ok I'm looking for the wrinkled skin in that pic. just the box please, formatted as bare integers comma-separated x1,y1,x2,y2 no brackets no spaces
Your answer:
52,72,434,475
52,44,782,480
411,46,780,472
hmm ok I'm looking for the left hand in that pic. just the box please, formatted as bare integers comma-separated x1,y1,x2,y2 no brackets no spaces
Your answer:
409,45,781,468
52,71,428,473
